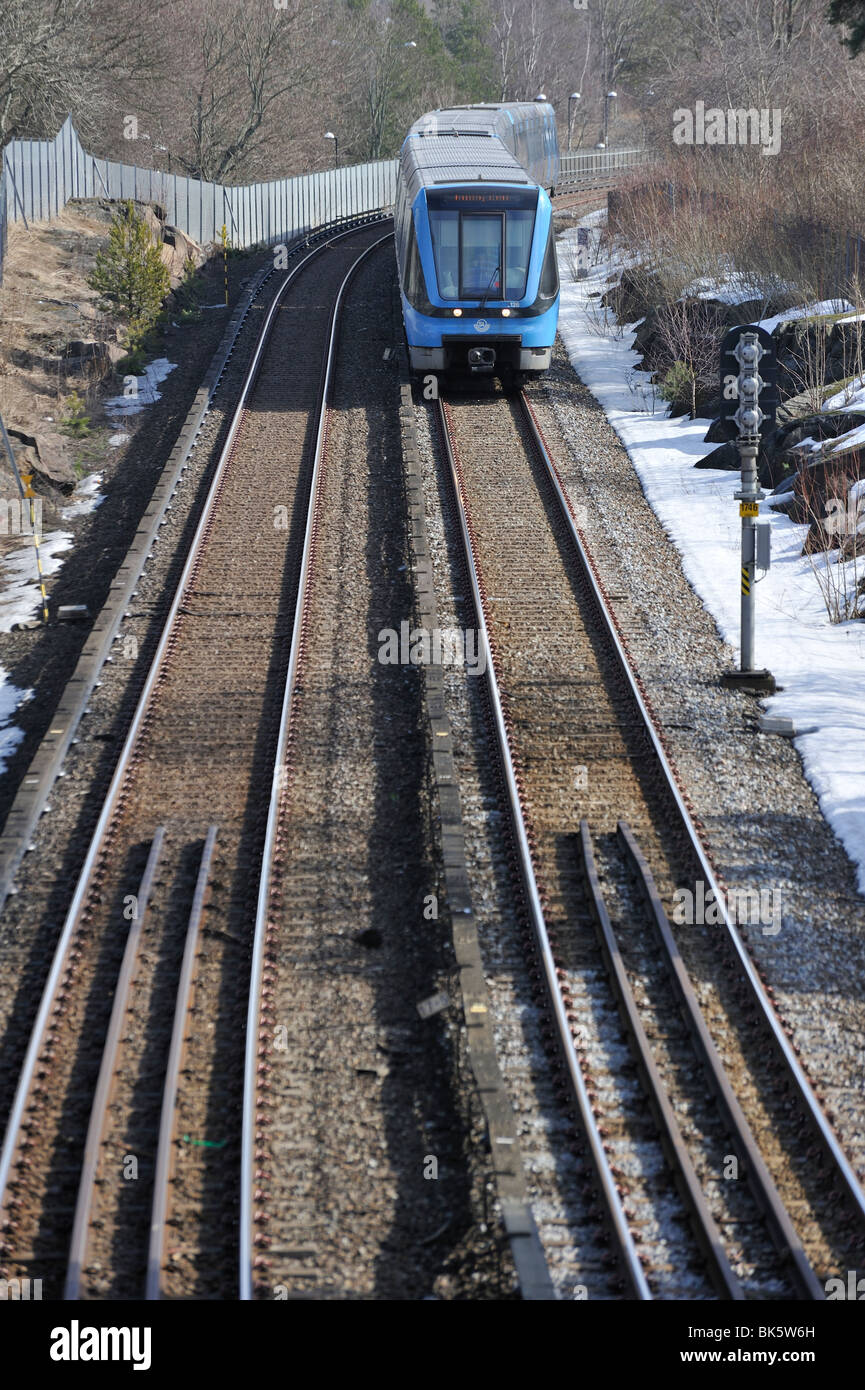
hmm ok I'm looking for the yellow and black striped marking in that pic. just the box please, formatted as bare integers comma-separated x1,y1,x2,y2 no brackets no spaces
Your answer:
741,566,751,595
21,470,49,622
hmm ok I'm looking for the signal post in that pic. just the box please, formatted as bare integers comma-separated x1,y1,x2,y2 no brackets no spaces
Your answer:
718,325,778,693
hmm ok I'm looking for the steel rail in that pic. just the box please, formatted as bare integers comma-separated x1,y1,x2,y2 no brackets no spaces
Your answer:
517,389,865,1230
617,820,823,1300
434,396,651,1300
0,221,389,1250
0,211,388,921
239,233,394,1302
64,828,166,1299
578,821,745,1300
146,825,218,1300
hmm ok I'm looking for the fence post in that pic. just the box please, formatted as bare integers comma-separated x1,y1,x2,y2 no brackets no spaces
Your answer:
3,155,29,229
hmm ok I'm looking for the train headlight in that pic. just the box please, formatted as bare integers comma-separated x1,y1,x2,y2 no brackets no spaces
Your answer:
452,308,462,317
502,308,511,317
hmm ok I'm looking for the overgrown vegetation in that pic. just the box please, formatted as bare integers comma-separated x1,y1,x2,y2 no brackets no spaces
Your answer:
59,390,92,439
173,256,206,323
89,200,170,360
3,0,864,179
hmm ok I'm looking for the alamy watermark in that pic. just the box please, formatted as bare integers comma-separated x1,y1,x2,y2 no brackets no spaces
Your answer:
0,497,42,535
378,621,486,676
824,493,864,538
673,102,781,157
825,1270,865,1299
673,881,781,936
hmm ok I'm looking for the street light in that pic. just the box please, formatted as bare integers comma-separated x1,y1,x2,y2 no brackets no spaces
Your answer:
324,131,339,168
603,90,617,148
568,91,581,151
404,40,417,47
534,92,547,102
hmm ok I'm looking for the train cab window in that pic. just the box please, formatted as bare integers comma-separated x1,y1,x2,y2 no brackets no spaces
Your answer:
461,216,502,298
426,188,538,303
429,210,459,298
505,210,533,298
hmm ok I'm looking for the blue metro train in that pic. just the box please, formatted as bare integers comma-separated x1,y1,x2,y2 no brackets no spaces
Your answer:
394,102,560,383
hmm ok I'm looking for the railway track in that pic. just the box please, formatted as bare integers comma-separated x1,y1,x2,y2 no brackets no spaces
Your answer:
0,221,391,1300
430,385,865,1298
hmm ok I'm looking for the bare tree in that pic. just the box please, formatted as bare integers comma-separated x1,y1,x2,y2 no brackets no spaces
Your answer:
0,0,167,145
164,0,320,182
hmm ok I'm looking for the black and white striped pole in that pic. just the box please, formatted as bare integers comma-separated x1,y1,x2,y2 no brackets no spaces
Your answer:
719,326,778,693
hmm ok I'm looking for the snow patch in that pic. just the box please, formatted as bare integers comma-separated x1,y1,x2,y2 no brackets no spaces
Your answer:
758,299,855,335
823,376,865,413
61,473,104,519
0,531,72,632
0,668,32,775
104,358,177,417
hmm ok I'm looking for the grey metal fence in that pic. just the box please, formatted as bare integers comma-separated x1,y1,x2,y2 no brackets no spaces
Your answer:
558,147,649,189
0,118,400,285
0,119,652,286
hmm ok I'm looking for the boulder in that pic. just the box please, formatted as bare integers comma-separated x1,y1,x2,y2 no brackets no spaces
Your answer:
703,417,729,443
697,296,770,329
827,317,865,369
776,388,821,424
768,492,799,516
61,338,113,374
632,308,661,358
160,223,206,286
695,436,784,487
4,427,76,490
695,441,740,470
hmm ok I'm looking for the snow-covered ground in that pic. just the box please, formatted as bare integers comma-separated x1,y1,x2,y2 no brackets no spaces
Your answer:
104,358,176,417
0,359,168,781
557,222,865,893
0,477,102,774
61,471,104,519
0,530,73,632
0,668,31,775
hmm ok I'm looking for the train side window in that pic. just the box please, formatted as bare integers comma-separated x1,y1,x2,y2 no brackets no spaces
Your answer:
538,227,559,302
406,223,428,306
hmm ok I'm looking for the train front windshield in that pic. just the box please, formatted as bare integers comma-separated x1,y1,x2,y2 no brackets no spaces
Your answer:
427,188,538,302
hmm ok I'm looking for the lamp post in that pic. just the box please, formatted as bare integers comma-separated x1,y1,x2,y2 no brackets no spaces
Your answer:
324,131,339,168
603,90,617,147
568,91,581,150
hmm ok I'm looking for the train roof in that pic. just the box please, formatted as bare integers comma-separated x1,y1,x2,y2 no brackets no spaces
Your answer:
406,102,551,141
400,102,553,203
401,136,530,195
